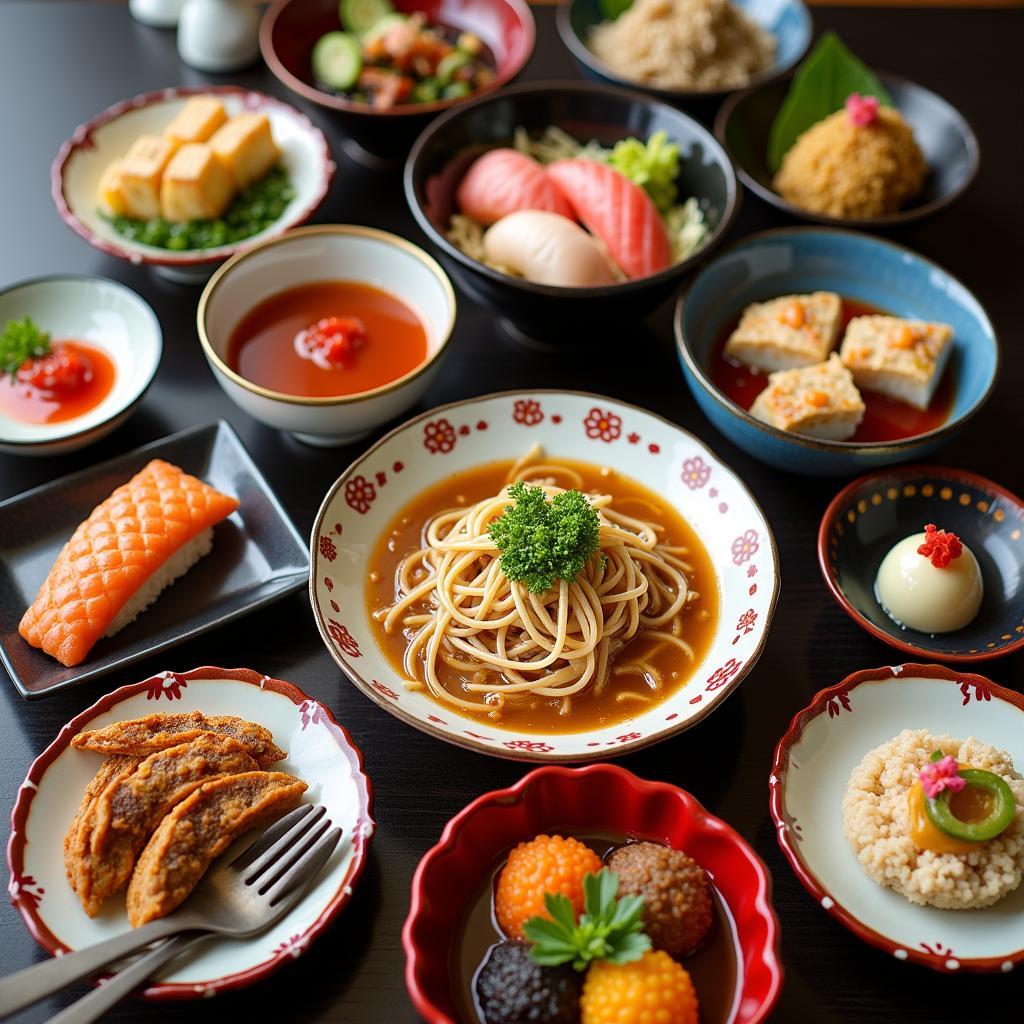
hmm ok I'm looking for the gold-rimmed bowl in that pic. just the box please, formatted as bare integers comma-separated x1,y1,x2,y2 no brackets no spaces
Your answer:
197,225,457,447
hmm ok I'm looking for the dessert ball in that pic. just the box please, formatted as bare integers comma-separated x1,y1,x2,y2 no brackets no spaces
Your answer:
476,940,581,1024
606,841,712,956
875,525,983,633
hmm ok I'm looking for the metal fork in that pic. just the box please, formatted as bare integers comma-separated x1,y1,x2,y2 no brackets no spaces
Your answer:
0,803,341,1019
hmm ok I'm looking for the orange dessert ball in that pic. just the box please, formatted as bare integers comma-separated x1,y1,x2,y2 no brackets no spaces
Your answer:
580,950,699,1024
494,834,603,939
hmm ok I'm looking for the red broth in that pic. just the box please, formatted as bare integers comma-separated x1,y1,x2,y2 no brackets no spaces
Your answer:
0,341,115,425
708,297,955,442
227,281,428,398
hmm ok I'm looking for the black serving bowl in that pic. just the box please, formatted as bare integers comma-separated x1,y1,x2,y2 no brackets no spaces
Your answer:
818,466,1024,662
716,73,979,228
404,80,739,346
260,0,535,166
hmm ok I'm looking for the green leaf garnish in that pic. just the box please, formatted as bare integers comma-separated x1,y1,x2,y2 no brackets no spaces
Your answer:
930,750,944,763
523,869,650,972
598,0,633,22
607,131,680,215
488,481,602,594
767,32,894,173
1,317,50,379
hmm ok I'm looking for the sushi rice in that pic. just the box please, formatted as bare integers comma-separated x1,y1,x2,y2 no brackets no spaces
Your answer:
446,126,709,278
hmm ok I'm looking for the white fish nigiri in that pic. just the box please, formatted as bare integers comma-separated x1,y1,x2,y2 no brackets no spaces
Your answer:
483,210,618,288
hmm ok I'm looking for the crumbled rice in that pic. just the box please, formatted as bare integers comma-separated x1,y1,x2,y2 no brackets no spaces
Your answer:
842,728,1024,910
589,0,776,92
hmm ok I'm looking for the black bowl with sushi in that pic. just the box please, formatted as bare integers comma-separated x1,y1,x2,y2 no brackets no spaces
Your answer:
404,80,739,346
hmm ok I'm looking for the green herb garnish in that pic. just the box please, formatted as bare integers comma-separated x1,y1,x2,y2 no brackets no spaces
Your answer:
488,482,602,594
767,32,893,173
1,317,50,379
524,870,650,972
607,131,679,215
104,166,295,252
598,0,633,21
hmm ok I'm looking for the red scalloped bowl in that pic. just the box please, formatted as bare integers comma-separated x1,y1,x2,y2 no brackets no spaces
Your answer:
403,765,782,1023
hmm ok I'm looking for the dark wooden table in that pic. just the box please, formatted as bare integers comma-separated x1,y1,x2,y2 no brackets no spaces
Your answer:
1,3,1022,1021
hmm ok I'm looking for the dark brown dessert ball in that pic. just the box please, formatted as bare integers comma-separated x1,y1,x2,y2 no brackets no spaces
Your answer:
475,940,581,1024
607,841,713,957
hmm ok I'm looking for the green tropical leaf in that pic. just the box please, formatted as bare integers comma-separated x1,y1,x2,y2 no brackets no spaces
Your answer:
767,32,894,172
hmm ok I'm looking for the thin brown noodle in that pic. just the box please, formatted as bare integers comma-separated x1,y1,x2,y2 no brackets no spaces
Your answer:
377,446,695,719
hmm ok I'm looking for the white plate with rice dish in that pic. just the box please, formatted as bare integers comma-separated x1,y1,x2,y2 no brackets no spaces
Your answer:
771,663,1024,973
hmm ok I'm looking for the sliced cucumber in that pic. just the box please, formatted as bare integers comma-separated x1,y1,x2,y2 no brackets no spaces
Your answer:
340,0,394,36
312,31,362,91
363,12,408,44
412,78,441,103
436,50,470,86
441,80,472,100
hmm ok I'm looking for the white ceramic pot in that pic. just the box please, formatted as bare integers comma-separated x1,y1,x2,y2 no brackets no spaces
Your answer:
177,0,260,72
198,226,457,446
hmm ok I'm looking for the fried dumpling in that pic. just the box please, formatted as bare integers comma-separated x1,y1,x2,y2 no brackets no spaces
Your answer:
126,771,307,927
68,735,259,916
71,711,285,768
64,755,139,892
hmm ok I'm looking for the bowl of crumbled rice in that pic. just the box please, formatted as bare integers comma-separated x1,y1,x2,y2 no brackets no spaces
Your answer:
771,663,1024,973
558,0,812,101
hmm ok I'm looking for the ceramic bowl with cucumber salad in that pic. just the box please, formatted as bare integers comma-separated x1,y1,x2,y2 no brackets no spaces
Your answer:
52,86,334,281
261,0,535,164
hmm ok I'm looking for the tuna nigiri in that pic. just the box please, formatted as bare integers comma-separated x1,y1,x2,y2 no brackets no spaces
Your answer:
19,459,238,667
546,159,673,280
455,148,574,227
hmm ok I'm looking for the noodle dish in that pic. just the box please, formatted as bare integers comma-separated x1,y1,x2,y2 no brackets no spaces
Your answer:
309,390,778,760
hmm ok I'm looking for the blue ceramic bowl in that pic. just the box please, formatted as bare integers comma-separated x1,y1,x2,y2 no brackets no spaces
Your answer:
673,229,1000,477
557,0,812,102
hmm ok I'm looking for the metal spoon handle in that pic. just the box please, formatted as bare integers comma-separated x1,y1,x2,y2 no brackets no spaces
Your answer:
44,934,206,1024
0,917,179,1019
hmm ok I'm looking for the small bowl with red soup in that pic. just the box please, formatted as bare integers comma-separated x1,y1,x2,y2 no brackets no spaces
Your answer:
674,228,999,476
403,764,783,1024
0,276,161,457
197,225,456,446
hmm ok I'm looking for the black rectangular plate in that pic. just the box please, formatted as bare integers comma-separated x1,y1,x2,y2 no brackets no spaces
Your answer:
0,421,309,698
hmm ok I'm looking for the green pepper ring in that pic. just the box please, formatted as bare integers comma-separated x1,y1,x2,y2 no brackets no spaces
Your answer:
925,768,1016,843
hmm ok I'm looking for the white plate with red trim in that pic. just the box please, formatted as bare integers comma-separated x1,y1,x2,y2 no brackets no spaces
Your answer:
52,86,334,279
771,663,1024,973
309,390,779,762
7,667,373,999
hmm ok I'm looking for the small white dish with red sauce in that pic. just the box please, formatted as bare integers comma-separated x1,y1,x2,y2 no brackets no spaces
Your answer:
197,225,456,447
0,276,161,457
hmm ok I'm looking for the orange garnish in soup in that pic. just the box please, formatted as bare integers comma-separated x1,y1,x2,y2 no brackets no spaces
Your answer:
227,280,427,398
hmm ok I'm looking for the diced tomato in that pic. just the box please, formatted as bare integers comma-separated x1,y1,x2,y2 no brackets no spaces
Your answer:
297,316,367,368
17,343,93,394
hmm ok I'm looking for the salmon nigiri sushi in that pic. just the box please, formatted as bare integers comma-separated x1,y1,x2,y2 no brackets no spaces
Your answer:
19,459,238,667
456,148,574,227
546,159,673,280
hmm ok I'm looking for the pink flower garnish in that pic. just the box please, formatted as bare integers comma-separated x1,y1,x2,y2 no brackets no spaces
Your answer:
846,93,880,127
919,755,966,799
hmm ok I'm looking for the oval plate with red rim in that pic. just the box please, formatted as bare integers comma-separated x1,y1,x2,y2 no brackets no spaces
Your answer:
771,663,1024,973
52,85,334,269
309,389,779,762
6,666,374,999
404,764,783,1023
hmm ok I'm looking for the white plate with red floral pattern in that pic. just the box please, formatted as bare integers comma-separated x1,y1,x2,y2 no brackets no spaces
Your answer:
7,667,373,1000
309,390,779,761
771,663,1024,973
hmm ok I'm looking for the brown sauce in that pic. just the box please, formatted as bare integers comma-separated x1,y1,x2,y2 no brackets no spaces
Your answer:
452,831,739,1024
365,459,719,734
709,297,955,442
